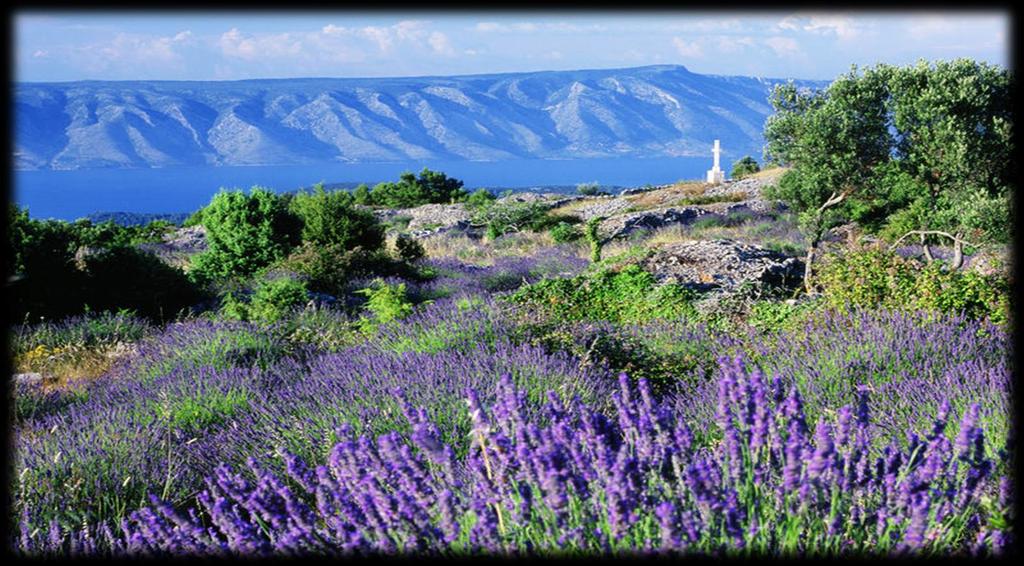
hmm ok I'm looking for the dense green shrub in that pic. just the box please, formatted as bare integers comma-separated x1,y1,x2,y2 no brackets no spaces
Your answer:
417,168,467,203
8,209,87,319
357,279,415,330
576,182,605,196
273,243,396,297
549,221,581,243
189,188,302,281
730,155,761,179
816,248,1009,323
370,173,427,209
584,217,603,263
220,277,309,323
472,201,550,239
352,183,373,206
288,184,384,250
508,265,697,324
464,188,496,210
394,234,425,262
369,169,467,208
82,246,204,321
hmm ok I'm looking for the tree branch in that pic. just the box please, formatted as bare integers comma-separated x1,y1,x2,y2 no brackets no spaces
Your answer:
888,230,979,251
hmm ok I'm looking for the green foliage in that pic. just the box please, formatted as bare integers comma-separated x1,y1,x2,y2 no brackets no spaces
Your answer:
8,206,198,322
417,167,468,203
729,156,761,179
190,188,302,281
464,188,496,210
508,265,698,325
549,221,581,243
82,246,204,322
816,248,1008,323
288,183,385,250
472,200,550,239
221,277,309,323
357,279,415,330
576,182,605,196
164,389,250,433
394,233,425,262
352,183,373,206
584,217,603,263
370,168,467,208
764,59,1012,251
274,242,411,297
747,299,821,332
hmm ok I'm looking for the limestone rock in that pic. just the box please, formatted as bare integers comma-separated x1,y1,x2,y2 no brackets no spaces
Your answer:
639,239,804,295
599,207,715,240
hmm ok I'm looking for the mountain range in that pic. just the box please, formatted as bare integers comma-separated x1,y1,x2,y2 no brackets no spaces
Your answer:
14,65,827,171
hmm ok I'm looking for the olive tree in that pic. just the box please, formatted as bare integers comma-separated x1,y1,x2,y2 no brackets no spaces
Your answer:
882,59,1012,267
764,65,893,293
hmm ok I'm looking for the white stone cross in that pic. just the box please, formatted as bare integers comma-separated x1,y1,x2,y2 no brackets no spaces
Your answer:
706,139,725,184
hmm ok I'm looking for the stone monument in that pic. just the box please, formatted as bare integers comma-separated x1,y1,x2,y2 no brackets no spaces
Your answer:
706,139,725,184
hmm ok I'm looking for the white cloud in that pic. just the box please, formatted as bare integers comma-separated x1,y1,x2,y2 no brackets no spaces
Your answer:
764,36,801,57
672,37,704,58
776,14,862,40
428,31,454,55
473,21,606,34
32,49,48,58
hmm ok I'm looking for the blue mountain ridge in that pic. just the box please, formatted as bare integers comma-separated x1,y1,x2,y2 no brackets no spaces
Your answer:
14,65,828,171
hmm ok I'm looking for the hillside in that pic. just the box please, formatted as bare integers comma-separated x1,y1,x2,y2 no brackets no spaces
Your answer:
14,65,826,170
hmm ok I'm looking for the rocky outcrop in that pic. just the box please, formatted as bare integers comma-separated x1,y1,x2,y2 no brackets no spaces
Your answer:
574,196,635,221
639,239,803,295
599,207,715,240
136,225,207,268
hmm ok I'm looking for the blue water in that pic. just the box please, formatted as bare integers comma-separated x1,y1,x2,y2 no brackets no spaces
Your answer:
12,157,710,221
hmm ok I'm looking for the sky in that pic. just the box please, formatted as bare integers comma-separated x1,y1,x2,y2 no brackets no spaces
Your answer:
14,10,1010,82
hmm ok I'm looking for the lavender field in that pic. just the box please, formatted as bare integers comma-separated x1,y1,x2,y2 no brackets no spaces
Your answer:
9,230,1014,556
8,25,1014,556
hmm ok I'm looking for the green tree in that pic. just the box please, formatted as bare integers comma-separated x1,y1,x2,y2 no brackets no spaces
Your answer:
289,183,384,250
190,188,302,281
730,156,760,180
882,59,1012,266
370,172,428,208
352,183,374,206
764,65,894,292
417,167,467,203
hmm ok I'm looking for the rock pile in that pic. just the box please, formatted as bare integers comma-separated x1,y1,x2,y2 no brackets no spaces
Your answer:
639,239,803,295
599,207,715,240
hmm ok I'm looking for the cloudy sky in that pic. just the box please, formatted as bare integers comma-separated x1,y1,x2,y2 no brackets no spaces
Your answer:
15,10,1010,82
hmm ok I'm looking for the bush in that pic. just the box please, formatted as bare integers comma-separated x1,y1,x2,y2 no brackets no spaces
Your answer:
816,248,1009,323
220,277,309,323
584,217,603,262
82,246,204,322
357,279,415,330
549,221,581,243
7,211,85,319
273,243,396,297
189,188,303,281
288,184,384,250
730,155,760,179
352,183,373,206
369,169,467,208
464,188,496,210
394,234,425,262
472,201,550,239
576,181,605,196
508,265,697,324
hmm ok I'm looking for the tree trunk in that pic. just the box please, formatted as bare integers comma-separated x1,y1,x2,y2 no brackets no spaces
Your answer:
804,224,823,295
803,242,817,295
920,233,933,263
950,233,964,270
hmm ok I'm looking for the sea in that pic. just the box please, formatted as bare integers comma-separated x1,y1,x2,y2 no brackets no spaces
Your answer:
12,156,711,221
